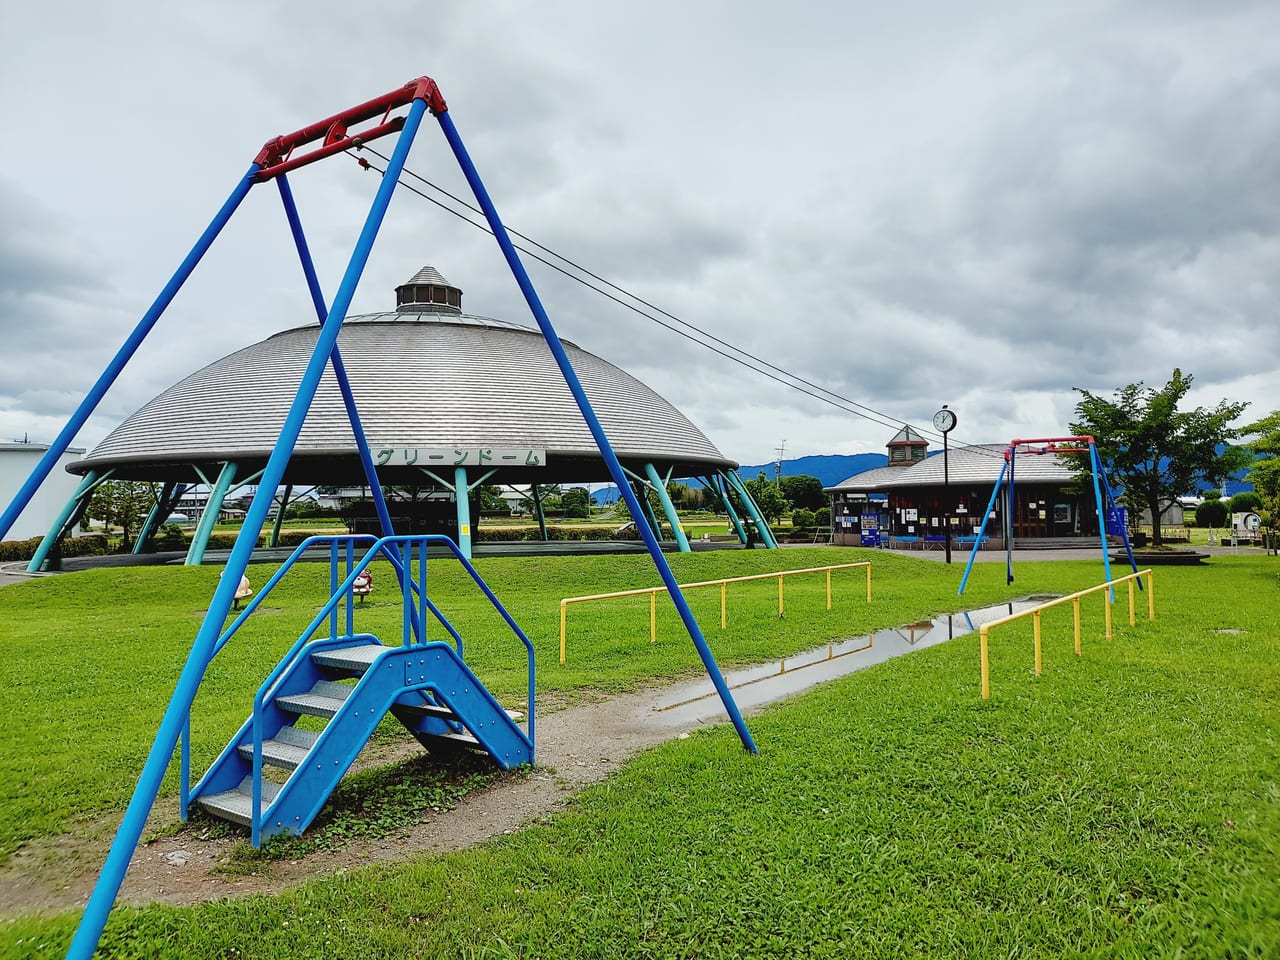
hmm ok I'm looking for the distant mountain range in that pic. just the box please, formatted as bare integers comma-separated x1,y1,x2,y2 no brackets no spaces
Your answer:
589,454,887,504
733,453,887,488
588,450,1253,505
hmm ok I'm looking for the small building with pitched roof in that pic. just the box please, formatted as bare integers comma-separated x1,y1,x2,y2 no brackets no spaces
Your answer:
825,431,1102,549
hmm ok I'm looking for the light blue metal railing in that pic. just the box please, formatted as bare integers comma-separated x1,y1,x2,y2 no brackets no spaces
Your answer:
180,534,536,829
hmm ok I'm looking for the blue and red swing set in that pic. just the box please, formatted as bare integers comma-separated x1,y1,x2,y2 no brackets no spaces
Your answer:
957,435,1141,595
0,77,759,960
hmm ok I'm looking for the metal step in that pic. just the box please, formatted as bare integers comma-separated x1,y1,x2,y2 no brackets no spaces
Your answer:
196,777,282,827
422,729,482,750
311,643,388,674
236,725,319,771
275,680,353,719
396,696,523,724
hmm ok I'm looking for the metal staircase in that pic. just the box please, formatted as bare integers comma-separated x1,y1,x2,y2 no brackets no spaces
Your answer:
184,534,535,846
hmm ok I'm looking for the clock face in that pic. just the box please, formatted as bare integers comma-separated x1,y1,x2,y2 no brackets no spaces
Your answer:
933,409,956,432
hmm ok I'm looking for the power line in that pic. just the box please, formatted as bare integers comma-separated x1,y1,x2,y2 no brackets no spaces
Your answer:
350,147,1006,461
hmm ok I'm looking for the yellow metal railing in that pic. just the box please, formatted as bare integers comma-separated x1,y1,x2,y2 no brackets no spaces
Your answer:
978,569,1155,699
559,562,873,664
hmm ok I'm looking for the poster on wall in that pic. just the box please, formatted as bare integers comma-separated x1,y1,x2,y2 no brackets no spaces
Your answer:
1054,503,1070,524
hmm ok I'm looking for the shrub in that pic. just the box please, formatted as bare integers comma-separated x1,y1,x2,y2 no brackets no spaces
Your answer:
0,537,42,562
1195,500,1228,528
153,525,188,550
1228,491,1263,514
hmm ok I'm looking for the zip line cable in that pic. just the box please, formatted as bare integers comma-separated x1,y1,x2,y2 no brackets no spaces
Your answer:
351,147,1006,460
358,147,921,438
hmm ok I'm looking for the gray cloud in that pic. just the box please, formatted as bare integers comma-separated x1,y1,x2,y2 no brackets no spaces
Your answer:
1,1,1277,465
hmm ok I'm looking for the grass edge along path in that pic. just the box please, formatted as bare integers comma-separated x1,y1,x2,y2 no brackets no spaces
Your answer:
0,547,1079,862
2,554,1279,956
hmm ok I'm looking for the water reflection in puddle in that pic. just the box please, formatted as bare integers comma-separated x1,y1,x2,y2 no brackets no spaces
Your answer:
653,597,1049,724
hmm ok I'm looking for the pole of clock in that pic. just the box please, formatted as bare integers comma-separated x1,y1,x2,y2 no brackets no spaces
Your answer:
934,406,957,564
943,427,952,564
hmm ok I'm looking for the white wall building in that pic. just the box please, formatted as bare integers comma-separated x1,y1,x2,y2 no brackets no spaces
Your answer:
0,442,86,541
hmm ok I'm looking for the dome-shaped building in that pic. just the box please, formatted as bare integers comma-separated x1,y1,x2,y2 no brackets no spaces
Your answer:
58,267,772,563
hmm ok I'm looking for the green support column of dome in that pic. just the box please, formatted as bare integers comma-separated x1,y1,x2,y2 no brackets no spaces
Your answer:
185,462,238,566
644,462,691,552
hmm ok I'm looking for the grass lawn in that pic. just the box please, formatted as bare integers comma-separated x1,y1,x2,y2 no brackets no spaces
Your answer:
1,548,1277,956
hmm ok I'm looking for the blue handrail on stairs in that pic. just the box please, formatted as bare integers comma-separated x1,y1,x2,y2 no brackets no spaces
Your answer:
180,534,535,827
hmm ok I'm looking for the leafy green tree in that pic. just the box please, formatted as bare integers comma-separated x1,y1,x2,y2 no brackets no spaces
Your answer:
85,480,157,551
1201,489,1223,502
743,471,787,524
779,474,826,511
1070,369,1250,546
1228,492,1263,514
561,487,591,519
475,485,508,514
1241,410,1280,526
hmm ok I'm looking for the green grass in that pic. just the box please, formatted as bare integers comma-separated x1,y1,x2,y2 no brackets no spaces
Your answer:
3,550,1278,956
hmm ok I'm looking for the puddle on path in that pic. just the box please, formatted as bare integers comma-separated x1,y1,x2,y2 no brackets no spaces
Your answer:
652,597,1049,724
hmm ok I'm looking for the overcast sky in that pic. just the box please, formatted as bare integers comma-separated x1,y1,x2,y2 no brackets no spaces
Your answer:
2,1,1277,470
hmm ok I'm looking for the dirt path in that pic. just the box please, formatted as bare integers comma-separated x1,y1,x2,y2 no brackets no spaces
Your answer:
0,682,724,918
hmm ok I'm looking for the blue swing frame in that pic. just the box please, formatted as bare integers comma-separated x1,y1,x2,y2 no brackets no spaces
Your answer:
957,436,1140,595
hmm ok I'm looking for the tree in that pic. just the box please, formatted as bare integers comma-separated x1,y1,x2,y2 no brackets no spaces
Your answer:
1070,369,1250,546
742,471,787,524
1241,410,1280,526
1228,491,1263,514
474,485,508,514
561,487,591,519
779,474,826,511
85,480,157,551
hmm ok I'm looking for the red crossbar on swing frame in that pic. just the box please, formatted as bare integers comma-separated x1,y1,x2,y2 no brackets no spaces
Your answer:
1008,435,1096,457
252,76,448,182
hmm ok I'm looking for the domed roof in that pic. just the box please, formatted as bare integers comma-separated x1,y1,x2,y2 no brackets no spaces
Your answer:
72,268,734,485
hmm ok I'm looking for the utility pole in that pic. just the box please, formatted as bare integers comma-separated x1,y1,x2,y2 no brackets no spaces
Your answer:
774,440,786,484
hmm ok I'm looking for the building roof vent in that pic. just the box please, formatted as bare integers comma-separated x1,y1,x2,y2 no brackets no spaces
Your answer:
395,265,462,315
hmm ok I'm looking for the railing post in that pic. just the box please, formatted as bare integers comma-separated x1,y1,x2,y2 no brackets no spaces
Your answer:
778,575,784,618
1128,578,1136,627
1073,599,1082,657
649,591,657,644
721,581,727,629
1104,592,1113,641
980,627,991,700
1147,570,1155,620
826,569,832,610
865,564,872,603
1033,611,1042,676
560,601,568,665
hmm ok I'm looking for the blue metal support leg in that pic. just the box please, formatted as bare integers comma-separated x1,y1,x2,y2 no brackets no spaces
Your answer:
957,460,1007,595
437,108,756,753
0,170,257,544
645,462,690,552
26,471,104,573
185,462,237,566
275,175,399,547
65,98,431,960
1089,443,1116,597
